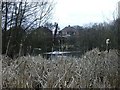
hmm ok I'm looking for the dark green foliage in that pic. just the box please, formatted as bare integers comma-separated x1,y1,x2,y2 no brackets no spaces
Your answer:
2,26,26,58
2,19,119,58
59,21,118,54
2,26,53,58
114,18,120,50
26,27,53,55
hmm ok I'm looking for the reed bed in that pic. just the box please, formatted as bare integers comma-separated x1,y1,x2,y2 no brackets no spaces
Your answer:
2,48,119,88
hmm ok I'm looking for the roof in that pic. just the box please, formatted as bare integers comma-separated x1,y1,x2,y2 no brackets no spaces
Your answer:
60,26,77,32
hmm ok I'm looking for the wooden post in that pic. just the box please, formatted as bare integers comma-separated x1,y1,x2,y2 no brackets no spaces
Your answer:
52,22,58,51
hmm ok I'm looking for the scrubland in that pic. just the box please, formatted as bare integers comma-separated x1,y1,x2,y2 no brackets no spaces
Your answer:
2,48,119,88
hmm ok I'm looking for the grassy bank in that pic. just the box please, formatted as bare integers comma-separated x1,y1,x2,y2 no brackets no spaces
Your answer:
2,48,119,88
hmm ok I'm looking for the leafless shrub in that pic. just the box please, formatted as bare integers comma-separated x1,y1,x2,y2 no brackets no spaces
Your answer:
2,48,119,88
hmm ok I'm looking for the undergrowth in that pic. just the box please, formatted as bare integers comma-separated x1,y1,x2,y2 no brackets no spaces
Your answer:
2,48,119,88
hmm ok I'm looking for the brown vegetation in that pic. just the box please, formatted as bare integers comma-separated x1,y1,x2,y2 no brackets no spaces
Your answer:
2,48,119,88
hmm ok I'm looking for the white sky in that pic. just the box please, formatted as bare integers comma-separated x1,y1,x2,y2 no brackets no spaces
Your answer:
52,0,120,29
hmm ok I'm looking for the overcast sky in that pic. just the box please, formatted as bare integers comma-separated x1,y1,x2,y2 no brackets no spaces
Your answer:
52,0,119,29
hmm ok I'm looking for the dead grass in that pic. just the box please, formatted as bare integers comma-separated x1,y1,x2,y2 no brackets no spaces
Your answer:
2,48,119,88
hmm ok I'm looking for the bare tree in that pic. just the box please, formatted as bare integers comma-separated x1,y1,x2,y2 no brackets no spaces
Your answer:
2,0,54,31
2,0,54,56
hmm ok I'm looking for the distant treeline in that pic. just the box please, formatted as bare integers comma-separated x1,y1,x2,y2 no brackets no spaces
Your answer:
65,20,119,52
53,19,119,54
2,2,120,58
2,27,53,58
2,18,120,58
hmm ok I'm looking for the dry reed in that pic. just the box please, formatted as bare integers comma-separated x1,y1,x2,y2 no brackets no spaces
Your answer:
2,48,119,88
